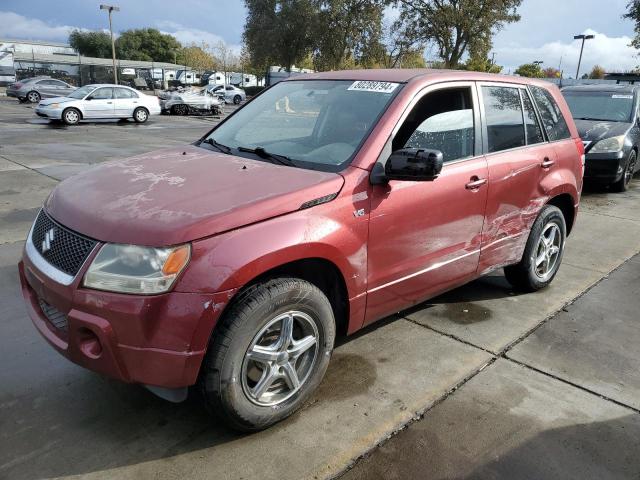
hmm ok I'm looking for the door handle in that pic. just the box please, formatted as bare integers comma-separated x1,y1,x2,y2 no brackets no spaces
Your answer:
542,157,555,168
465,177,487,190
107,101,113,104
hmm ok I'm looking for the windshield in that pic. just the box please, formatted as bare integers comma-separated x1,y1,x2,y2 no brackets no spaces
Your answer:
68,85,96,99
203,79,401,171
564,91,635,123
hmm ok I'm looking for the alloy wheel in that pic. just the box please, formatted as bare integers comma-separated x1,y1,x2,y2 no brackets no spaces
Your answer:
27,91,40,103
624,154,636,187
241,311,319,406
534,222,562,281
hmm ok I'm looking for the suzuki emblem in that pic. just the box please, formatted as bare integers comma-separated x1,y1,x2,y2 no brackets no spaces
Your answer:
42,228,55,253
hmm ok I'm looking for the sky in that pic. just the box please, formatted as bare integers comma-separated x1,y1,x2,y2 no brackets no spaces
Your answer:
0,0,637,77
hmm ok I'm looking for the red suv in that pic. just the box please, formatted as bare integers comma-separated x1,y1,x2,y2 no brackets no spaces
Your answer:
19,70,584,430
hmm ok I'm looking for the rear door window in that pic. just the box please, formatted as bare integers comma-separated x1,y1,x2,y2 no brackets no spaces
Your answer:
114,88,138,99
521,90,545,145
530,86,571,141
482,86,525,153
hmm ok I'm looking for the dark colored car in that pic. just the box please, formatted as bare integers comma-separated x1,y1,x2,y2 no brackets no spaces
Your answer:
6,76,76,103
19,69,584,431
563,84,640,191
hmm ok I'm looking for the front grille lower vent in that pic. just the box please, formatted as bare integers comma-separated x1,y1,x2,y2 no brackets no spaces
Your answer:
38,298,69,331
31,210,96,276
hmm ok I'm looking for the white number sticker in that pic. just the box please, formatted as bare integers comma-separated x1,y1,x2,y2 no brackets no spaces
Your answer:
348,81,399,94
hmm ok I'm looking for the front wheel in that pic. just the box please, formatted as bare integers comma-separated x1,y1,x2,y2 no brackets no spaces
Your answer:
62,108,81,125
199,278,335,431
233,95,242,105
611,150,636,193
504,205,566,292
133,107,149,123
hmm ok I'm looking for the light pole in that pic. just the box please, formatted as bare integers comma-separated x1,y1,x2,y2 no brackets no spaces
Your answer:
574,34,594,80
100,4,120,85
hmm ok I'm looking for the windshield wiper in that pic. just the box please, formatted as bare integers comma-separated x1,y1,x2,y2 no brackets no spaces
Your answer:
201,137,232,154
237,146,297,167
575,117,612,122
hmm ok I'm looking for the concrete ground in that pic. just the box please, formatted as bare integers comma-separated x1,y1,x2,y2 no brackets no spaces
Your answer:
0,95,639,480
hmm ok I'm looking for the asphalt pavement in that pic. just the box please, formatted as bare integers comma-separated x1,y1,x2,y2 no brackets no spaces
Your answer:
0,95,639,480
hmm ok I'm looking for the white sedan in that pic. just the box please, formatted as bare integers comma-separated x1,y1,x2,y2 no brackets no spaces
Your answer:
35,84,161,125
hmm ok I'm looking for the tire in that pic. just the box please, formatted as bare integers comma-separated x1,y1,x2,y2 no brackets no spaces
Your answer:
26,91,41,103
504,205,566,292
199,278,335,431
233,95,242,105
62,108,81,125
171,104,188,116
611,150,636,193
133,107,149,123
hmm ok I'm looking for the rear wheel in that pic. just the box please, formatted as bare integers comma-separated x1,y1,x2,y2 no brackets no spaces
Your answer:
504,205,566,292
26,91,41,103
611,150,636,193
133,107,149,123
233,95,242,105
62,108,81,125
199,278,335,431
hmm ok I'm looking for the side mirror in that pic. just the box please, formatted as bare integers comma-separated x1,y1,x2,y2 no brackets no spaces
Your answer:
85,96,93,101
385,148,444,182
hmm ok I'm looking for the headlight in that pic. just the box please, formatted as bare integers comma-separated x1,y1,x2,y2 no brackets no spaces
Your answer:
49,103,60,108
589,135,626,153
83,243,191,294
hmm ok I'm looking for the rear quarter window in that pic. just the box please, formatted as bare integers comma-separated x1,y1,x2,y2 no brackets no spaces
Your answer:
530,86,571,141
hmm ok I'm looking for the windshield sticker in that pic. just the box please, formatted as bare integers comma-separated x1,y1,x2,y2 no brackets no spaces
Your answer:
612,94,633,99
348,81,399,94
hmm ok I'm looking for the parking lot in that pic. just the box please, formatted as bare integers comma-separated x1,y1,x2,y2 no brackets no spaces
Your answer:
1,93,640,479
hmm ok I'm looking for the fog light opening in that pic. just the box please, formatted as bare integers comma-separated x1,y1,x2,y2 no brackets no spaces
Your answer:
77,328,103,359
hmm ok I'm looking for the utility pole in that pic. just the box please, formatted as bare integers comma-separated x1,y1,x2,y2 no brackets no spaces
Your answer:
574,34,594,80
100,4,120,85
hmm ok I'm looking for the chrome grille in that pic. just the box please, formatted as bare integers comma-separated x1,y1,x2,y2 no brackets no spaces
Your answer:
31,209,96,276
38,298,68,331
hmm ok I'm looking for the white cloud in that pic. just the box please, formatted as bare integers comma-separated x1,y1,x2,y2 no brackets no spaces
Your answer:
156,20,241,55
495,29,638,77
0,11,78,42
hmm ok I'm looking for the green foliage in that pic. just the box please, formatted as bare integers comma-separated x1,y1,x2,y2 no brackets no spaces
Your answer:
393,0,522,68
514,63,545,78
177,43,217,71
115,28,181,63
243,0,317,71
624,1,640,50
542,67,561,78
69,30,113,58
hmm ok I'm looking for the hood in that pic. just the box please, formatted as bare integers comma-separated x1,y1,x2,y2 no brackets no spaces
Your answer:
574,119,632,145
39,97,76,106
45,145,344,246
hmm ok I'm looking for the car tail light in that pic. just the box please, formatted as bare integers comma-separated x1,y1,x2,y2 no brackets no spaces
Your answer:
574,138,586,177
14,83,22,88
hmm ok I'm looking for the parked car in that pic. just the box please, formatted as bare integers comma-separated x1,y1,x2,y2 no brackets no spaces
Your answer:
207,84,246,104
34,84,161,125
7,76,76,103
19,70,583,431
159,87,224,115
562,84,640,191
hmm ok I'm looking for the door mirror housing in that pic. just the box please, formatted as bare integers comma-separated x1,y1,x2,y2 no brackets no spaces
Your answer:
385,148,444,182
85,96,93,101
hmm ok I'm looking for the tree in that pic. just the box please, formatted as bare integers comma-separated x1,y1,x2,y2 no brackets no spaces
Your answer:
177,43,217,71
312,0,386,71
115,28,181,63
244,0,317,71
69,30,112,58
461,43,502,73
589,64,606,79
212,40,240,80
514,63,545,78
393,0,522,68
624,1,640,49
542,67,561,78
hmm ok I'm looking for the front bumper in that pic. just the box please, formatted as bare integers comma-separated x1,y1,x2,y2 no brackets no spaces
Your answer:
19,243,236,389
583,151,626,183
34,105,63,120
6,90,18,98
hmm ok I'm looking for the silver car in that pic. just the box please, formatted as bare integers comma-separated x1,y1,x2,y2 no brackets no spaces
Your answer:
7,76,76,103
206,84,246,104
34,84,161,125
